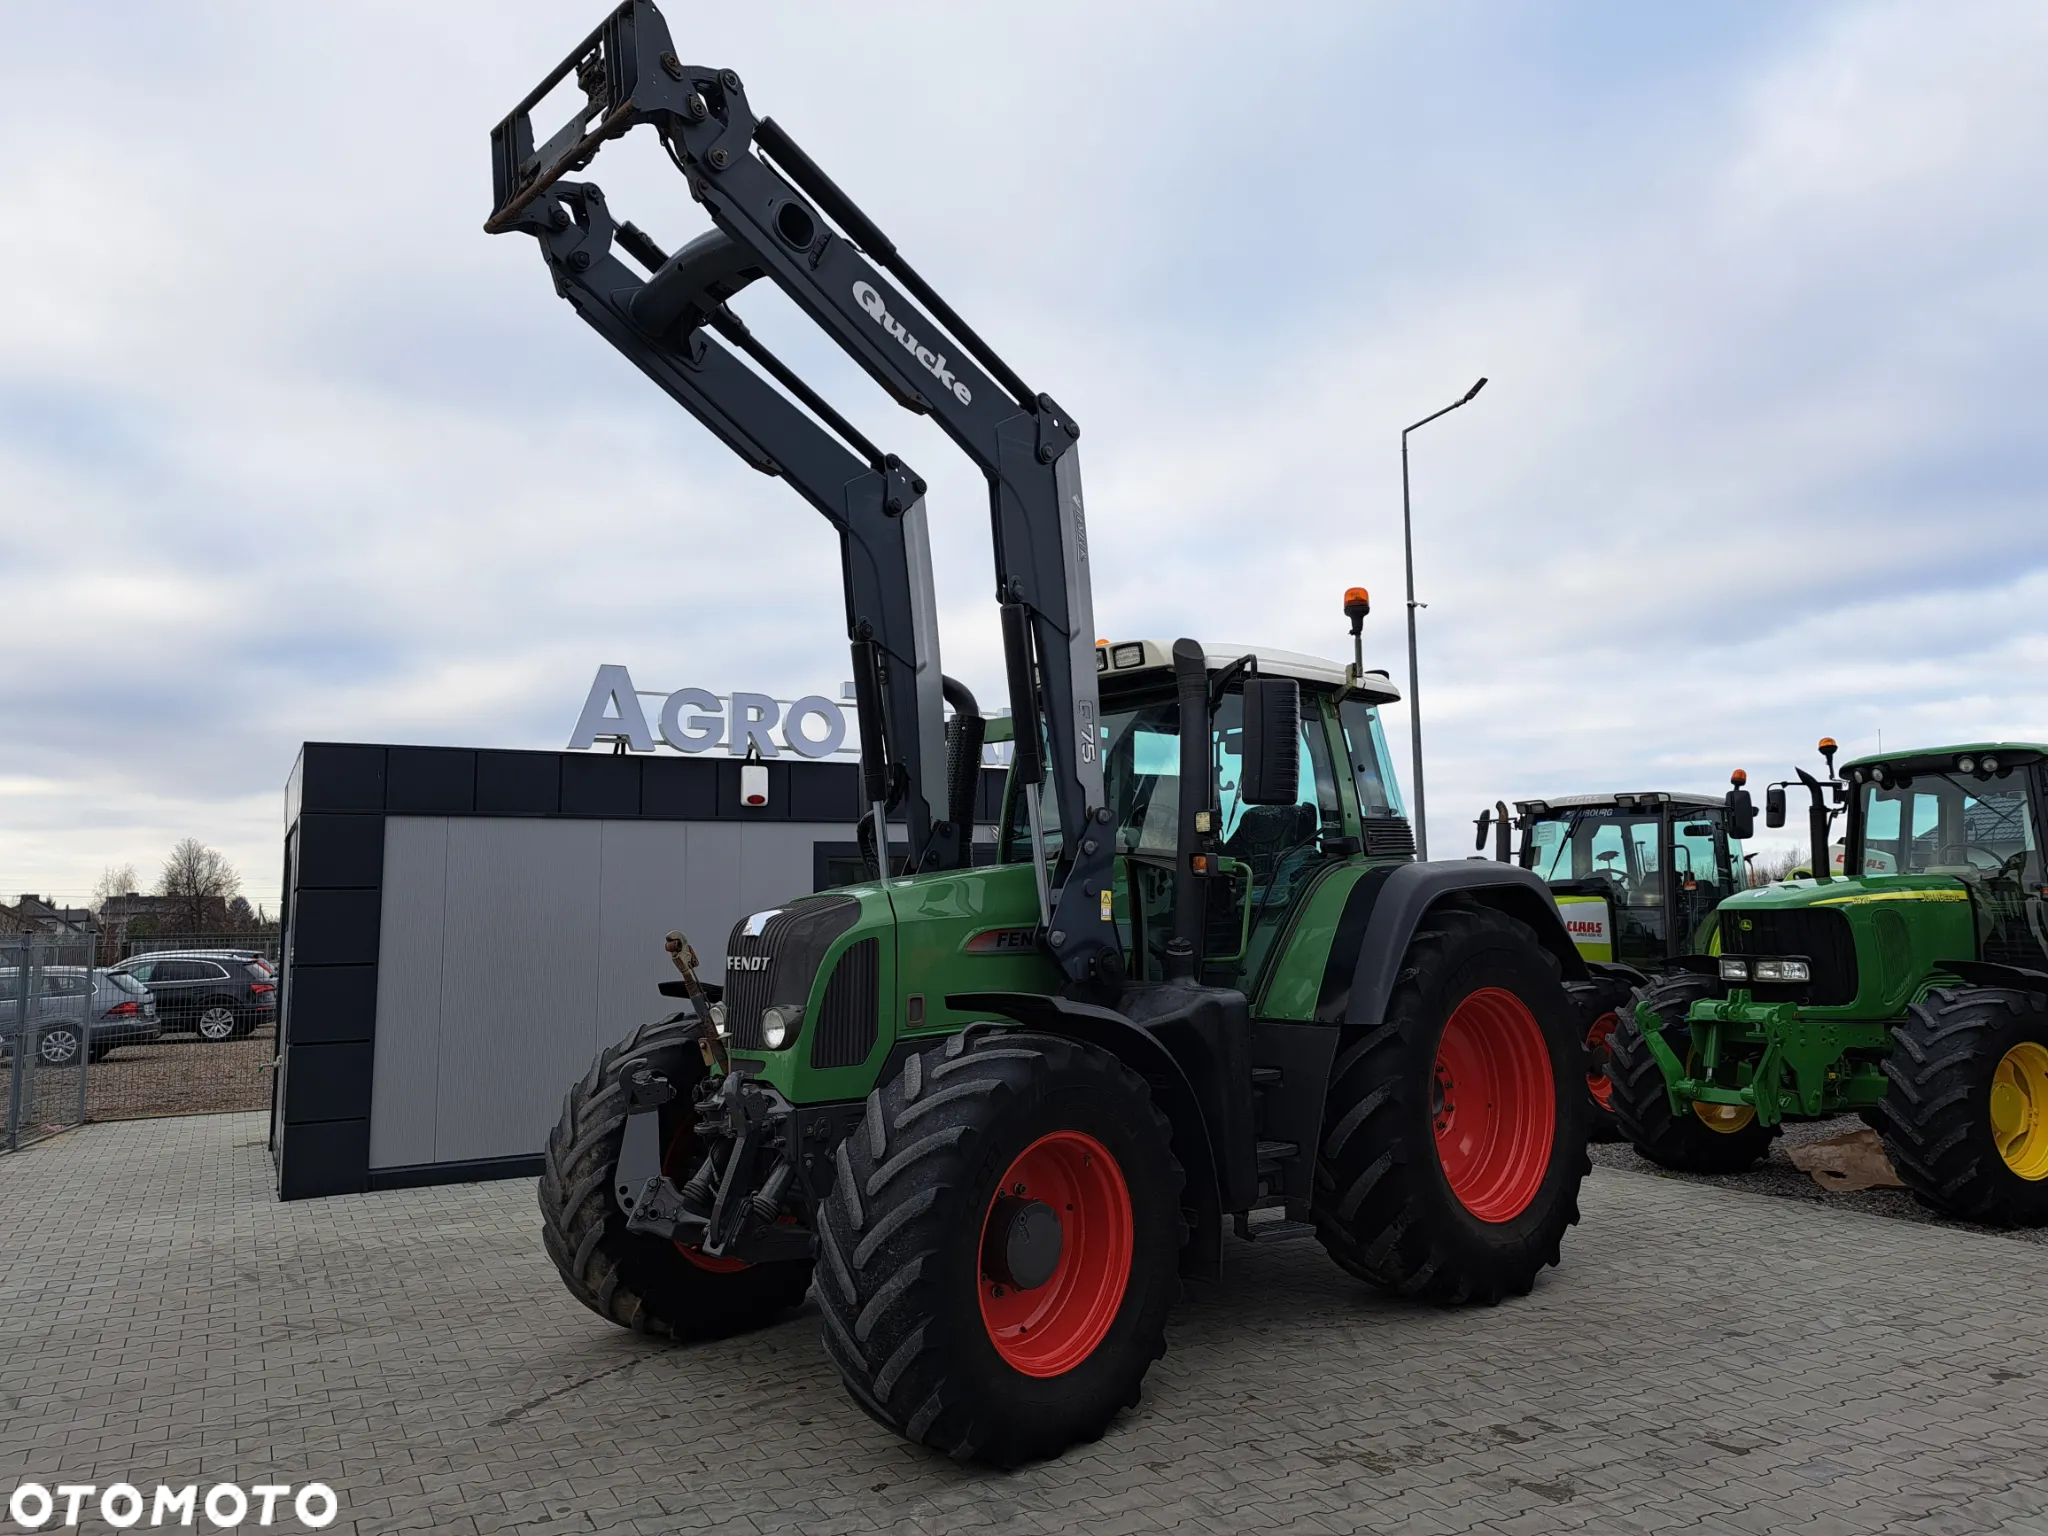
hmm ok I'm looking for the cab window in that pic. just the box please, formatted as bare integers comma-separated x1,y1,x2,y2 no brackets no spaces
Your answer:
1858,773,2040,882
1671,817,1734,901
1338,699,1405,818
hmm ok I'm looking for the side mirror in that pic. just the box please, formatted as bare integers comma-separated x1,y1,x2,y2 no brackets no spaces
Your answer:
1238,676,1301,806
1765,785,1786,829
1474,808,1493,852
1723,789,1755,842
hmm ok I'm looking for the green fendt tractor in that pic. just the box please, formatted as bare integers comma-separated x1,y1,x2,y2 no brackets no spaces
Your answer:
489,1,1594,1464
1607,738,2048,1224
1474,781,1754,1136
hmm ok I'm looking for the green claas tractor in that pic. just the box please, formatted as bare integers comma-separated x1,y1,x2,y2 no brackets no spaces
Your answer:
490,1,1593,1464
1474,782,1754,1136
1607,737,2048,1225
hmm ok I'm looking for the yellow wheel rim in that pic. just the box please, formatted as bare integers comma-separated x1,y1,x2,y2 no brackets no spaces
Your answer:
1692,1101,1756,1135
1991,1041,2048,1181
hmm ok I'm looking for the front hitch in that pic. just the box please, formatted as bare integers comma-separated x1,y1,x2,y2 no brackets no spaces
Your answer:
623,1071,811,1264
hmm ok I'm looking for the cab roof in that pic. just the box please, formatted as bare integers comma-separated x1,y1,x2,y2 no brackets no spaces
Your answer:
1096,639,1401,703
1514,792,1724,815
1841,742,2048,774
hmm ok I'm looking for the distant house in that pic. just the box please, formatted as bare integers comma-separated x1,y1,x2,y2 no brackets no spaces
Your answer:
98,892,180,942
2,895,94,938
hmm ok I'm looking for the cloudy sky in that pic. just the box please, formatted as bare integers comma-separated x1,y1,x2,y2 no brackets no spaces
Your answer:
3,1,2044,906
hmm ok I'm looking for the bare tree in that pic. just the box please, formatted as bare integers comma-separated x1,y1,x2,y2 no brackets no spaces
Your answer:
1746,847,1805,886
90,863,139,912
157,839,242,934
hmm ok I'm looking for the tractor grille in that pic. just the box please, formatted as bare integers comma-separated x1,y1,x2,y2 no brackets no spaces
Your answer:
722,896,861,1051
1722,907,1858,1005
1361,816,1417,860
810,938,881,1069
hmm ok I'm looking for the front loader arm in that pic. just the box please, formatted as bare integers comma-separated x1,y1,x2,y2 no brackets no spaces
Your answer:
487,0,1117,987
493,158,954,870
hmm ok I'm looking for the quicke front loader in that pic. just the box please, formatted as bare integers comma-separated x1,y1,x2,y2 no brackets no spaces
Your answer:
488,1,1594,1463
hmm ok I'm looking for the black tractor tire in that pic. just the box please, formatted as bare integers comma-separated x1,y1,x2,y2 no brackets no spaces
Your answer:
1607,972,1777,1173
1312,902,1590,1305
813,1029,1184,1466
1566,972,1639,1142
538,1013,812,1339
1880,985,2048,1226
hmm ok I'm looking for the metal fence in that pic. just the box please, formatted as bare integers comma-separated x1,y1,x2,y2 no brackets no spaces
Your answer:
109,930,283,964
2,931,277,1154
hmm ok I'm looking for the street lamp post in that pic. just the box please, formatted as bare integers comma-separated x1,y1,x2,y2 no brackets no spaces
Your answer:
1400,376,1487,861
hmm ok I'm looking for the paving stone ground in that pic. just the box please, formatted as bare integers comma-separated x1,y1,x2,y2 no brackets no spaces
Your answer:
5,1113,2048,1535
1591,1114,2048,1245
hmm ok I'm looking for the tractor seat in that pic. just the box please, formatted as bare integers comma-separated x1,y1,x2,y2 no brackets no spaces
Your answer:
1223,803,1318,883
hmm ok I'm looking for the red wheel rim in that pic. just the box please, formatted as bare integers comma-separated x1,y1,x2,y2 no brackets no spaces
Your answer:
978,1130,1133,1377
663,1123,749,1273
1432,987,1557,1222
1584,1011,1619,1112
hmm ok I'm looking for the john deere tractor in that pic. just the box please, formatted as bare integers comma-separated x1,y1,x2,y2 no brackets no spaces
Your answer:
1607,738,2048,1224
490,1,1593,1464
1475,782,1754,1135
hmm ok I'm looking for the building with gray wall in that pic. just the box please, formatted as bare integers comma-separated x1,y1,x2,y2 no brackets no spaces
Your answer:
272,743,999,1200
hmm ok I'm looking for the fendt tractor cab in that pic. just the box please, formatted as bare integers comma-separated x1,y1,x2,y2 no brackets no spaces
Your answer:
491,0,1595,1465
1474,783,1754,1134
1607,738,2048,1225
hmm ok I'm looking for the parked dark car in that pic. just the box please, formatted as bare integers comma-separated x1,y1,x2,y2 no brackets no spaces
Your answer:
0,967,162,1064
112,951,277,1042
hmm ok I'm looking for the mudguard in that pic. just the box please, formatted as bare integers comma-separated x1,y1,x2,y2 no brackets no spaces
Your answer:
1940,959,2048,994
1317,862,1589,1029
947,990,1225,1278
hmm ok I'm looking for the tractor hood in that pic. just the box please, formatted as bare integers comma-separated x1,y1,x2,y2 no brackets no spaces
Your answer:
1723,871,1973,915
1716,872,1977,1016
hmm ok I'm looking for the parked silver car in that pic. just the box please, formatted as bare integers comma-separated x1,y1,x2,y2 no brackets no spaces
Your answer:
0,967,163,1066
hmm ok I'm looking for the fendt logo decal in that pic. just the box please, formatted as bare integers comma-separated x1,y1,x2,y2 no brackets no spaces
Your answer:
728,955,771,971
853,280,972,406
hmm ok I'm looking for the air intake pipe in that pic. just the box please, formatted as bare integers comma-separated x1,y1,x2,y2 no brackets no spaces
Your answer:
1170,638,1211,973
941,676,985,866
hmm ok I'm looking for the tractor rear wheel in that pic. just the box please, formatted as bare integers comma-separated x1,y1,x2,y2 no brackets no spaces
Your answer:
1313,903,1588,1305
538,1014,812,1338
1566,973,1638,1142
1607,972,1776,1173
813,1029,1183,1465
1880,984,2048,1225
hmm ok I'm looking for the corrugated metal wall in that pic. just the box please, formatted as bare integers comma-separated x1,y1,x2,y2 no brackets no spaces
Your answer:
368,816,831,1170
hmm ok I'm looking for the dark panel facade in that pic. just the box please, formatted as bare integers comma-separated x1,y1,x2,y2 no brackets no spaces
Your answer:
276,742,1008,1202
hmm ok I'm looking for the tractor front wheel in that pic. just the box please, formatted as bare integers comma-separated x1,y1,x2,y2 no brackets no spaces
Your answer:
813,1029,1183,1465
538,1014,812,1339
1313,902,1589,1304
1566,973,1638,1142
1606,972,1776,1174
1881,984,2048,1225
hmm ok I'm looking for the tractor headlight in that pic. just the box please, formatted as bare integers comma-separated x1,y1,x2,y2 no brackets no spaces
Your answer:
761,1005,804,1049
1956,755,1976,774
1982,754,2002,774
1753,958,1811,983
1719,958,1750,982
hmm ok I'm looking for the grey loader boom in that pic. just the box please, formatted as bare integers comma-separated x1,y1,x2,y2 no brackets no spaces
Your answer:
486,0,1117,985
